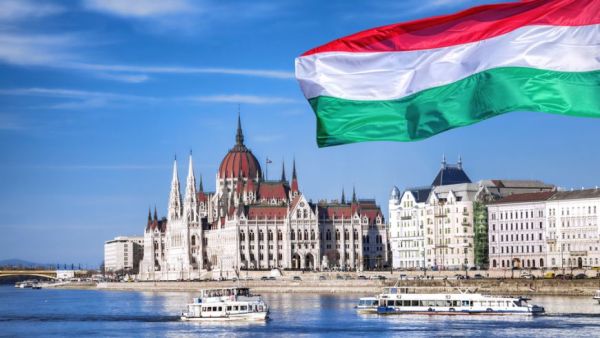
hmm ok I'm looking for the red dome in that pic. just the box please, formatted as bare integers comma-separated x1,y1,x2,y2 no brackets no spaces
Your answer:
218,115,262,179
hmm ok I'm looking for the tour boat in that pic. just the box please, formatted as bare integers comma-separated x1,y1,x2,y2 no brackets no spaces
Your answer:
180,287,269,322
355,297,379,314
376,287,545,315
593,290,600,304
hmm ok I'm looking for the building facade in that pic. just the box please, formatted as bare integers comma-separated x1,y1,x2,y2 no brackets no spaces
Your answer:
389,158,554,270
104,236,144,273
138,117,388,281
487,192,554,270
488,188,600,271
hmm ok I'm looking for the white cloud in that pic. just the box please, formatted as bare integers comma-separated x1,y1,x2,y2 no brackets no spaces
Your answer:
82,0,195,18
94,72,151,83
70,63,294,79
0,0,64,22
191,94,297,105
0,33,78,66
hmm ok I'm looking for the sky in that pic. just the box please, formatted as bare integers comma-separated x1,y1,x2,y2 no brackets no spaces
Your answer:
1,0,599,267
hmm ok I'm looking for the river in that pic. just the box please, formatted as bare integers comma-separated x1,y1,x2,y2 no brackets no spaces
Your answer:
1,286,600,337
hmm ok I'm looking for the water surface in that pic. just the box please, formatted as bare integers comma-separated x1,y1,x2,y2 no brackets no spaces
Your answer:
1,286,599,337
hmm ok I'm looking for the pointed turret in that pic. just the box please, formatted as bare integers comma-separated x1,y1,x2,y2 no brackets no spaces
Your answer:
183,152,198,222
341,188,346,204
147,207,152,222
352,186,357,203
281,162,286,182
153,206,158,221
198,175,204,193
441,154,447,169
291,158,299,193
168,156,183,220
235,112,244,146
457,155,463,170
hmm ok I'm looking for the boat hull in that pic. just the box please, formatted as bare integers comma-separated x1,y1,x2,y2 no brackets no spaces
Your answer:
377,306,544,316
180,311,268,322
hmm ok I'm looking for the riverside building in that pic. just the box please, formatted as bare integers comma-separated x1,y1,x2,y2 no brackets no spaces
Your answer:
104,236,144,273
138,116,388,281
488,188,600,271
389,157,554,270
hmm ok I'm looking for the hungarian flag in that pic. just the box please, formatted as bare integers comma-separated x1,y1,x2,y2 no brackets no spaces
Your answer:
295,0,600,147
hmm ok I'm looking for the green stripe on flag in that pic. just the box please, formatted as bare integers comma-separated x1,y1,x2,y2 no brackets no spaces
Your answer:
309,67,600,147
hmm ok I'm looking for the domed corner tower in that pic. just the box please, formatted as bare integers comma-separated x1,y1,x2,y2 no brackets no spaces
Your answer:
215,114,262,206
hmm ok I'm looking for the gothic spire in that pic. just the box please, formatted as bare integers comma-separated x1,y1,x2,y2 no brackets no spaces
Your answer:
168,157,182,220
457,155,463,169
235,112,244,146
198,175,204,193
441,154,447,169
352,186,357,203
281,161,286,182
147,207,152,222
153,205,158,221
183,151,198,222
341,188,346,204
292,158,297,180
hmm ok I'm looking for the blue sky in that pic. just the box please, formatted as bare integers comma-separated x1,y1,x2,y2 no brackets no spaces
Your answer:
1,0,599,267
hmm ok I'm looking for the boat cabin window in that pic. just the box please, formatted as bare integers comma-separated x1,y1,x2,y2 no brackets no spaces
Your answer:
227,306,232,311
387,300,394,306
411,300,419,306
462,300,473,307
240,306,247,311
218,307,222,311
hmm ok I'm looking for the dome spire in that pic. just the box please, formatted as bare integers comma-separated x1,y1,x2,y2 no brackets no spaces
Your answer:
236,111,244,146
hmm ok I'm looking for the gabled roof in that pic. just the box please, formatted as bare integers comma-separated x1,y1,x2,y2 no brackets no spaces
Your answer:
258,181,290,200
404,186,432,203
548,189,600,201
489,191,556,205
432,164,471,186
246,205,288,219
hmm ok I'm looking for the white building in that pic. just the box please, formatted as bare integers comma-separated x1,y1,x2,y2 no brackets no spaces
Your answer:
390,157,554,270
487,188,600,271
546,189,600,270
138,116,389,281
104,236,144,273
487,191,554,270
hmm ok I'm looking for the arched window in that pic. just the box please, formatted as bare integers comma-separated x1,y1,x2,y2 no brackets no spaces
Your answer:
303,209,308,218
268,230,273,241
304,230,308,241
239,232,245,241
291,231,295,240
540,258,544,267
326,230,331,241
311,230,315,240
297,230,302,241
353,230,358,241
344,230,349,241
335,229,340,241
249,230,255,241
191,235,196,246
492,260,497,268
258,230,264,241
297,209,301,218
277,230,283,241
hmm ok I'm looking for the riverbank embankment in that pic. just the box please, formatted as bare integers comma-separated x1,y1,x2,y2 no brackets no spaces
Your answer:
93,278,600,296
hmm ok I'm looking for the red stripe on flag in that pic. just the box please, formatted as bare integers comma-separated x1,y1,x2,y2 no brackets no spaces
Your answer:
301,0,600,56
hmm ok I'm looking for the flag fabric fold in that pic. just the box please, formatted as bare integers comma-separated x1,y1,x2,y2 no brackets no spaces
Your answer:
295,0,600,147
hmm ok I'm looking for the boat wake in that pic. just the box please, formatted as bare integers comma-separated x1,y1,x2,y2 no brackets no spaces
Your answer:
0,314,179,323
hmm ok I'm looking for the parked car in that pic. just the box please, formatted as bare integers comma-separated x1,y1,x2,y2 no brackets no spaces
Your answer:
574,273,588,279
318,275,327,281
260,276,269,281
473,274,484,280
357,275,367,280
292,276,302,281
370,275,386,280
521,273,535,279
344,275,354,280
454,274,465,280
268,276,276,281
336,274,344,280
544,271,555,279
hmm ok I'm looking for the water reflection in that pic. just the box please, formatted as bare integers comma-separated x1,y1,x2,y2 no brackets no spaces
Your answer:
4,286,600,337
